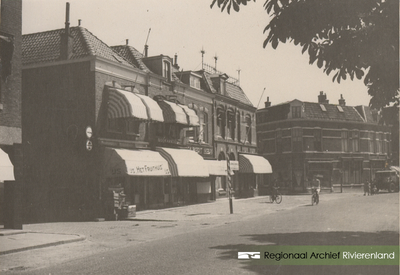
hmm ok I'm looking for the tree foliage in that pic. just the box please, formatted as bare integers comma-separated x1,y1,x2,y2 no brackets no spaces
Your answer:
211,0,399,109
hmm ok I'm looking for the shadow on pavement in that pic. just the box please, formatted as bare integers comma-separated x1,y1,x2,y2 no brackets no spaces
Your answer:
210,231,399,275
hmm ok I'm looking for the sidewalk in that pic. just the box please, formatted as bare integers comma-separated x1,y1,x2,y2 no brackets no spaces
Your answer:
0,193,359,256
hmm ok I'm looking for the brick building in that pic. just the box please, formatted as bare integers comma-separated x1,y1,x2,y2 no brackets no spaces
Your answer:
256,92,393,193
22,4,271,222
0,0,23,227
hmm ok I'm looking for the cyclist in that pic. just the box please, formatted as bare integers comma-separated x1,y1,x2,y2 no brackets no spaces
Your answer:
270,179,278,199
312,177,321,202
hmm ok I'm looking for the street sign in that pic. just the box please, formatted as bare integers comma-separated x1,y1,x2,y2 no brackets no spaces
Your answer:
86,140,93,151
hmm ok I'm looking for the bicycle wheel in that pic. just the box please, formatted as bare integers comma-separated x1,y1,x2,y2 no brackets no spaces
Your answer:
275,194,282,204
269,195,274,203
311,195,315,206
315,195,319,205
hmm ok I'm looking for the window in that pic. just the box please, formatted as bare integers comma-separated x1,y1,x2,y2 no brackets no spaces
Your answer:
276,129,282,153
190,76,200,89
352,130,359,152
314,129,322,151
217,108,226,138
319,104,327,112
245,115,252,143
227,110,235,140
341,130,348,152
163,61,171,81
292,106,301,118
292,128,303,152
200,112,208,143
369,132,375,153
237,112,241,142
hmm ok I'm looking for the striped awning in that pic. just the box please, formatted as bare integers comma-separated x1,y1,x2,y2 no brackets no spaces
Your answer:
104,148,170,177
239,154,272,174
156,147,209,177
134,93,164,122
108,88,148,120
157,100,188,125
178,104,200,126
206,160,227,176
0,149,14,182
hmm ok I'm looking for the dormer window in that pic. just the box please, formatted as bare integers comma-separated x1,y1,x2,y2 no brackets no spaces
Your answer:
190,76,201,89
163,60,171,81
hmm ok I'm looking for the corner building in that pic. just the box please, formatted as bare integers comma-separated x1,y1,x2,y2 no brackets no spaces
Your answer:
256,92,392,193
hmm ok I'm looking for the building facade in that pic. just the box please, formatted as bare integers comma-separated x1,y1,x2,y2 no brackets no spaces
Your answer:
0,0,23,226
256,92,393,193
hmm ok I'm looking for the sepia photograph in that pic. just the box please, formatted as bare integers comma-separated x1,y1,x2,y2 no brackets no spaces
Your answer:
0,0,399,274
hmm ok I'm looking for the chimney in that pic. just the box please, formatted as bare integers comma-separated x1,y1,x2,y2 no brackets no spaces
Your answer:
174,54,178,66
338,94,346,106
144,45,149,57
318,91,329,104
78,19,81,26
60,2,73,60
265,97,271,108
126,39,129,45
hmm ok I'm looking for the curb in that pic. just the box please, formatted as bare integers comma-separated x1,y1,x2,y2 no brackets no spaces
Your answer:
0,234,86,256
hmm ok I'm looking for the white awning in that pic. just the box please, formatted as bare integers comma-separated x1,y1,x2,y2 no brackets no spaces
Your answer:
178,104,200,126
238,154,272,174
104,148,170,177
134,93,164,122
156,147,209,177
108,88,148,120
206,160,227,176
158,100,188,125
0,149,14,181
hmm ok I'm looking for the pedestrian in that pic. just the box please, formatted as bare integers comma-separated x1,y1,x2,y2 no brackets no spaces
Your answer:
364,181,370,196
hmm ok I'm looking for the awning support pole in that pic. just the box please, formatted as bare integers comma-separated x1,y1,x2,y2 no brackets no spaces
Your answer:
227,157,233,214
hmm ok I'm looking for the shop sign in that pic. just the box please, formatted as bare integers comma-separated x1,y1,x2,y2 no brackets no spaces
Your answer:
111,164,170,176
229,160,239,171
156,137,180,145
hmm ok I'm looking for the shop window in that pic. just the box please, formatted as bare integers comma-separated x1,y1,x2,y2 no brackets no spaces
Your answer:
108,118,125,133
126,119,140,136
166,124,179,139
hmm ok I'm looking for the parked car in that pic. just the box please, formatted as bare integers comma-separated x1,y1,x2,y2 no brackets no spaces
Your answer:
374,169,399,193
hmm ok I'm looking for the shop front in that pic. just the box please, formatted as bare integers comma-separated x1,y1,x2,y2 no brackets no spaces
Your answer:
206,160,228,200
156,147,210,204
103,148,171,214
237,154,273,197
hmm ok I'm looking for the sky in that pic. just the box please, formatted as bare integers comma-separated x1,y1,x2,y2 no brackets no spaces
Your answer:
22,0,372,108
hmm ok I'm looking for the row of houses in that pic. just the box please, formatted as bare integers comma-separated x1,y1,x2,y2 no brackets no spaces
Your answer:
1,1,397,223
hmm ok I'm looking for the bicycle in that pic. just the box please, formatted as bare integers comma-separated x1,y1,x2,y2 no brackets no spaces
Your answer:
269,187,282,204
311,187,319,206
